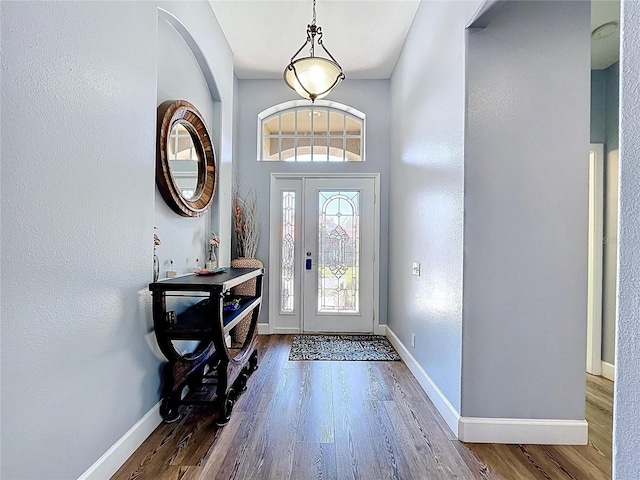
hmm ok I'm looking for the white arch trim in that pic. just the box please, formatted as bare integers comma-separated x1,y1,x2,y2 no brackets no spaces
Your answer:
258,99,366,122
158,8,221,102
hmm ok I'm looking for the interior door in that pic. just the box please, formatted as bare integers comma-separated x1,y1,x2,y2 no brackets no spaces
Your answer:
302,177,375,333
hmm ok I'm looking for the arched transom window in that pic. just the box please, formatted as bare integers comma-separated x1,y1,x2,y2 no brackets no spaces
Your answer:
258,100,365,162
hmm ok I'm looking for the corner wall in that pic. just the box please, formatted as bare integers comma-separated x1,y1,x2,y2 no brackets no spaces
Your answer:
462,0,590,422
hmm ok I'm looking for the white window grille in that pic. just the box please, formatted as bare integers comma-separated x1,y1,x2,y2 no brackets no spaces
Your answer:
258,100,365,162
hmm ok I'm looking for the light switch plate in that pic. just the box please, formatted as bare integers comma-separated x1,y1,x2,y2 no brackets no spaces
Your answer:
412,262,420,276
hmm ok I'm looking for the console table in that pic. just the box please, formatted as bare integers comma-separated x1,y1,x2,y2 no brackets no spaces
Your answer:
149,267,263,425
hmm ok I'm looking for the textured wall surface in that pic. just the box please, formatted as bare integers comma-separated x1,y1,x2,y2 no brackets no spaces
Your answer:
613,1,640,477
462,0,590,419
388,0,482,411
234,79,391,328
0,1,234,478
0,3,157,478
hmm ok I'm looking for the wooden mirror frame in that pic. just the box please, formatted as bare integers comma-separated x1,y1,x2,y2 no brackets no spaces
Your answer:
156,100,217,217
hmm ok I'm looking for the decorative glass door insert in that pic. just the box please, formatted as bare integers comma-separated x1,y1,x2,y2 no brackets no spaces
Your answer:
281,190,296,313
317,190,360,314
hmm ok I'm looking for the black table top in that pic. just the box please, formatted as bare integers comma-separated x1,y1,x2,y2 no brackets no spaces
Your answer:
149,267,262,293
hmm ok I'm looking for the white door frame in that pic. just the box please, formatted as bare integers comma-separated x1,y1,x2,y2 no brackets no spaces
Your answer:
587,143,604,375
268,173,381,335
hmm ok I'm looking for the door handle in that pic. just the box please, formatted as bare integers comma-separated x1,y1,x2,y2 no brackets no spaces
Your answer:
306,259,312,270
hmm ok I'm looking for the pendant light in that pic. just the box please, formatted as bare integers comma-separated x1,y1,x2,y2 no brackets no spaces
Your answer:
283,0,345,102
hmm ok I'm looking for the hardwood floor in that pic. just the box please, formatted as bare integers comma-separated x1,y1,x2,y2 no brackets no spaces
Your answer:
463,374,612,480
113,335,612,480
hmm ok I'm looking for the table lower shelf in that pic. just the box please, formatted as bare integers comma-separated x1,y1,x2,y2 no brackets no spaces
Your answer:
162,296,260,340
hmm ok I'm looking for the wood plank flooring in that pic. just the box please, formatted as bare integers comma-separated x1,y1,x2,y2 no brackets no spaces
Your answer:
113,335,612,480
464,373,612,480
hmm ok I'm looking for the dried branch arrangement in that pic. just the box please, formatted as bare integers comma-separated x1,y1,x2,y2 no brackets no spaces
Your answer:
233,186,260,258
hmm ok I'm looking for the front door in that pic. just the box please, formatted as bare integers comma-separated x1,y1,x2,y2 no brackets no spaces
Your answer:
303,177,375,332
270,175,377,334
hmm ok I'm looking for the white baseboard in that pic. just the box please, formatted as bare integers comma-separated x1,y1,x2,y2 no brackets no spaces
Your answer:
259,325,386,335
384,327,588,445
257,323,271,335
458,417,588,445
259,324,387,335
257,324,301,335
385,326,460,436
272,327,301,334
601,361,615,381
374,324,387,336
78,400,163,480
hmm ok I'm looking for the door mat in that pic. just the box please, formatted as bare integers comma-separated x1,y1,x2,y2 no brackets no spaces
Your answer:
289,335,401,361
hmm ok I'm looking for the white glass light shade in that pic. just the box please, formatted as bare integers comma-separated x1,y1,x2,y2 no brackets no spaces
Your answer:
284,57,343,101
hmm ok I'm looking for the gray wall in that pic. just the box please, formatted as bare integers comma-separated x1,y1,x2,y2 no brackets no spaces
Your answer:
153,7,227,355
389,0,482,411
604,63,620,154
155,12,213,277
234,79,391,328
614,2,640,477
0,1,235,478
590,62,620,366
462,1,590,419
591,70,606,144
602,62,620,366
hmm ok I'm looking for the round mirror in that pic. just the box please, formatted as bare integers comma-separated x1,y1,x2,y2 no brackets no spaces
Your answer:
168,122,200,200
156,100,217,217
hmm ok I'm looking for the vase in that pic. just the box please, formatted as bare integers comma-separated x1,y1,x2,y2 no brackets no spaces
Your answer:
153,254,159,282
206,250,218,269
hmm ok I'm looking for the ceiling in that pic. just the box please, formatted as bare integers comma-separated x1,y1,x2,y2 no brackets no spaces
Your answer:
209,0,620,79
209,0,420,79
591,0,620,70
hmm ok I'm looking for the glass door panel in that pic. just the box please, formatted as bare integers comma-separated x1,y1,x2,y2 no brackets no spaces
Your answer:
303,178,375,333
